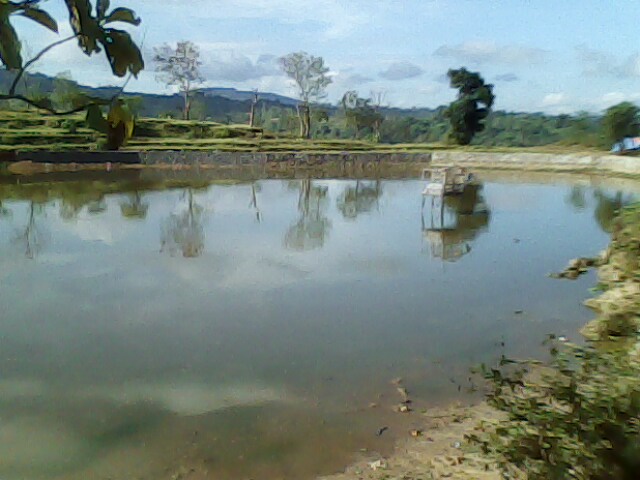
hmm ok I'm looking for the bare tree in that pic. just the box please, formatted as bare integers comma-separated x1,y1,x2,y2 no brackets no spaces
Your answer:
154,41,204,120
370,90,386,142
249,89,259,127
279,52,332,139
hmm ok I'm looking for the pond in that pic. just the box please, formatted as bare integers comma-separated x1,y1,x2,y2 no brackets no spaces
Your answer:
0,171,637,480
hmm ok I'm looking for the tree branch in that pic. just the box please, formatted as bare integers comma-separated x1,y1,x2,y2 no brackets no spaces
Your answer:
9,35,78,96
0,94,106,115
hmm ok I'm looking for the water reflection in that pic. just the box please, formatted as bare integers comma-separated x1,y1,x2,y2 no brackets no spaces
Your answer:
13,201,46,259
249,182,262,223
284,179,331,251
160,189,206,258
59,192,106,221
120,192,149,220
0,199,11,218
421,184,491,262
565,186,636,233
593,190,635,233
0,174,638,480
336,180,382,219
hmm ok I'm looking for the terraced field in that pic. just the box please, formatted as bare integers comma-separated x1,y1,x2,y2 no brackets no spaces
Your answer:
0,111,604,155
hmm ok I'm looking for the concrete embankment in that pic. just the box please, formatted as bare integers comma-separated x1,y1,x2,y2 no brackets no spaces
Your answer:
431,151,640,176
5,149,640,178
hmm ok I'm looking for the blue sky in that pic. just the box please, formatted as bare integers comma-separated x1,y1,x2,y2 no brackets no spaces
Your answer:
12,0,640,113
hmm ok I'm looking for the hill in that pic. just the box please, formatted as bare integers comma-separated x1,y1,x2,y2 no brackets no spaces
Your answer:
0,70,300,121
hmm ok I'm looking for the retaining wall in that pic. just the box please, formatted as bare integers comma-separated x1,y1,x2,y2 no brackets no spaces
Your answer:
431,151,640,176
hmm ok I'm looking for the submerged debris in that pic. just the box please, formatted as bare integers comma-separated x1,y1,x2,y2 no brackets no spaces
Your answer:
397,387,410,403
369,459,387,471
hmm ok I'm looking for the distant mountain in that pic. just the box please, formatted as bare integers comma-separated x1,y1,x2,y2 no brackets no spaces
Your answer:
198,87,298,106
0,70,301,121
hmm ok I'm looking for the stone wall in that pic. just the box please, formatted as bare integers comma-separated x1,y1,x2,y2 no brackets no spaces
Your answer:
139,151,433,167
6,149,640,178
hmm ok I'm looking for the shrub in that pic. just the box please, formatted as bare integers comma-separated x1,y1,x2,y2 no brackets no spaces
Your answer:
211,127,232,139
188,125,211,139
62,119,78,134
470,338,640,480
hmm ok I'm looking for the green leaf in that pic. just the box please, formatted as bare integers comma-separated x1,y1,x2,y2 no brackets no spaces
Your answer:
21,7,58,33
0,16,22,69
65,0,101,54
108,101,134,140
101,28,144,77
103,7,141,26
97,0,110,19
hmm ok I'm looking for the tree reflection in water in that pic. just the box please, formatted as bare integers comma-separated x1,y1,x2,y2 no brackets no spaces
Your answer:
421,184,491,262
161,189,205,258
593,190,635,233
0,200,11,219
249,182,262,223
566,186,636,233
120,192,149,220
336,180,382,219
13,201,46,259
59,193,106,221
284,179,331,251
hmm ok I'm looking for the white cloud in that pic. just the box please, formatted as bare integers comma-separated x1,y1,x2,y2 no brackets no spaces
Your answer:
542,92,569,106
588,91,640,112
495,73,519,82
434,41,547,66
575,45,640,79
379,61,424,81
136,0,375,40
341,73,374,86
540,92,574,114
419,83,443,96
201,52,280,82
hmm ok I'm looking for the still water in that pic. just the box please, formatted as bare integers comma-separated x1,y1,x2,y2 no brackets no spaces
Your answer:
0,173,635,479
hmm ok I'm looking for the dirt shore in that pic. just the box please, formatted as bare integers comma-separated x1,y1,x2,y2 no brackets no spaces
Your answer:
320,402,502,480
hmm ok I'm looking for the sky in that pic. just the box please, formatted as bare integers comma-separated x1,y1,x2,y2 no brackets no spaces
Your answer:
11,0,640,114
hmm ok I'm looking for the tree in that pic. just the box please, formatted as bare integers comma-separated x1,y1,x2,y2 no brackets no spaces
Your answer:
279,52,332,139
444,67,495,145
602,101,640,144
153,41,204,120
341,90,384,141
0,0,144,113
51,71,80,111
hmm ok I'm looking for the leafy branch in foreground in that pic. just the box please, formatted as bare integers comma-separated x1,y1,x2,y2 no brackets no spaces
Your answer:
0,0,144,114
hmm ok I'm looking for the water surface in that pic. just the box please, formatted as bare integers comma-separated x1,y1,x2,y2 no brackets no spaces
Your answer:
0,173,635,479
